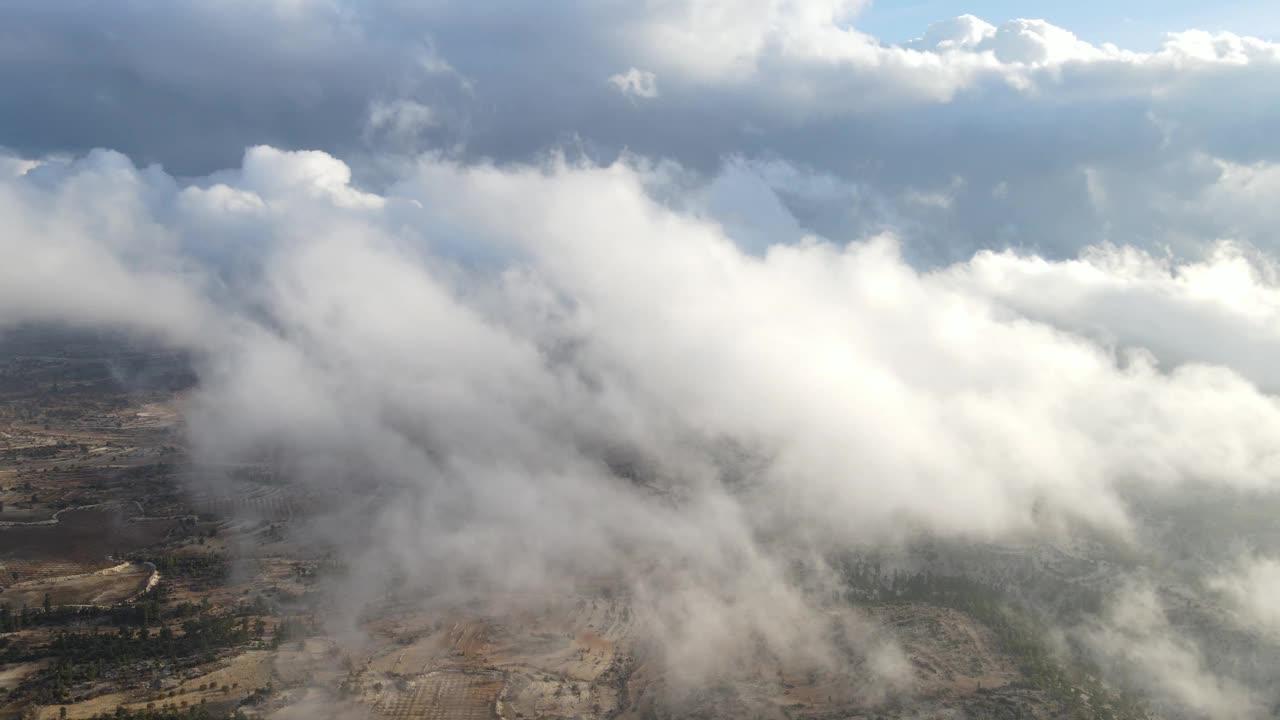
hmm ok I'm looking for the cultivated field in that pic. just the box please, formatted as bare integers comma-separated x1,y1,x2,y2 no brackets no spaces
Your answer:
0,561,156,609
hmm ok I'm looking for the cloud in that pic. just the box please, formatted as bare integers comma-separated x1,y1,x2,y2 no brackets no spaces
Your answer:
0,149,217,346
945,241,1280,391
906,14,995,52
983,19,1111,65
8,143,1280,619
621,0,872,82
4,2,1280,275
1082,583,1262,718
365,99,437,146
5,134,1280,711
1210,556,1280,638
609,67,660,99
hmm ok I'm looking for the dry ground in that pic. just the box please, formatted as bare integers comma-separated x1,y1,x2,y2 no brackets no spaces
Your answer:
0,561,155,608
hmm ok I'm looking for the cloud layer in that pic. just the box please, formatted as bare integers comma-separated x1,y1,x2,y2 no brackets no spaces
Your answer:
6,144,1280,711
4,1,1280,268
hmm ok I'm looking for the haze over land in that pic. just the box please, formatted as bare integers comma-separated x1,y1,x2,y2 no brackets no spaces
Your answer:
3,2,1280,719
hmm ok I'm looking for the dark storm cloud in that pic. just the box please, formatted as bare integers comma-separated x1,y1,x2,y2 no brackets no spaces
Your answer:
4,0,1280,264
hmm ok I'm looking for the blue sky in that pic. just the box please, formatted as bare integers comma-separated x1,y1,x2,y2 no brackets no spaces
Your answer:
856,0,1280,49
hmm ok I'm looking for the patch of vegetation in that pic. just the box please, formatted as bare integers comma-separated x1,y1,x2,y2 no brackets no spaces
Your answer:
841,563,1149,720
10,614,252,704
4,582,301,707
83,707,250,720
132,553,229,588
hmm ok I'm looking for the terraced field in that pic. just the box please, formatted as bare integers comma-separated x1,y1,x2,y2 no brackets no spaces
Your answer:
0,505,175,582
377,671,503,720
0,561,155,608
190,485,299,522
0,559,101,584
